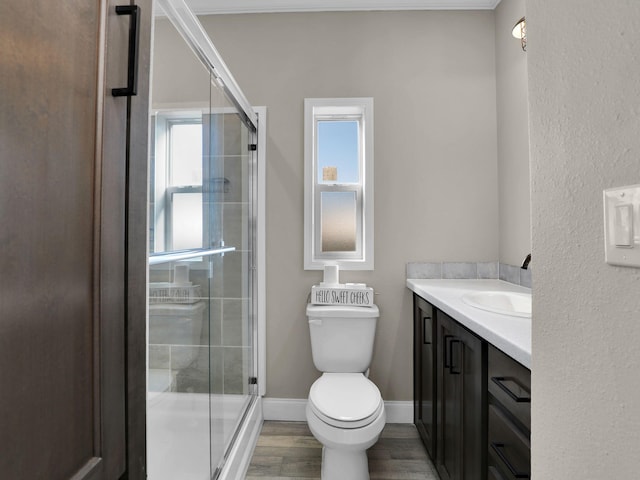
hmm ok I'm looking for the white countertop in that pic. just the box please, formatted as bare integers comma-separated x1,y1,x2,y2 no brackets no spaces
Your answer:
406,279,531,369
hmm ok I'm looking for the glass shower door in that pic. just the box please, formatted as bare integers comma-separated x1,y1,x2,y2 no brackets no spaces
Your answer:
207,109,257,478
147,0,258,478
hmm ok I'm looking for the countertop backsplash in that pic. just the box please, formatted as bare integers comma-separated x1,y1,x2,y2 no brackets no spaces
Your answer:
406,261,532,289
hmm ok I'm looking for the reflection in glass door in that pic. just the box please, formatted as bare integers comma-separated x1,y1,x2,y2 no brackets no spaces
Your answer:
147,1,258,478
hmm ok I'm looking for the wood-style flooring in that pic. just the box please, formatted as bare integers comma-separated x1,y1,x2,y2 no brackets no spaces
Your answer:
246,421,438,479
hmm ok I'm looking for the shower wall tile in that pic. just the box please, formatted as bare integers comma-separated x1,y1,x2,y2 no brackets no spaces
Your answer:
208,298,223,346
149,345,170,370
149,266,172,283
443,262,477,279
223,113,242,156
210,346,224,394
222,299,248,347
210,251,247,299
223,203,247,251
223,156,245,203
173,345,210,394
223,347,248,395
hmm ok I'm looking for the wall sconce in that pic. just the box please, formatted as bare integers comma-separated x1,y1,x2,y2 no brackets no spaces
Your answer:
512,16,526,52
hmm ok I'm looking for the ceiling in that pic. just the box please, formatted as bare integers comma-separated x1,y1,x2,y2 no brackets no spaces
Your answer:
186,0,502,15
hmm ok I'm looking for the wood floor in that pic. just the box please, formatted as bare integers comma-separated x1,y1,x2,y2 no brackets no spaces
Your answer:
246,421,438,479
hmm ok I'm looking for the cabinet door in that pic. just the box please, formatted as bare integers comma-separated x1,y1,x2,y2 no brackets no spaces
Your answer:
414,295,436,458
437,312,486,480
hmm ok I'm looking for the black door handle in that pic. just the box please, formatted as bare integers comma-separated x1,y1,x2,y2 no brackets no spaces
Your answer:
423,316,431,345
112,5,140,97
449,339,461,375
443,335,453,369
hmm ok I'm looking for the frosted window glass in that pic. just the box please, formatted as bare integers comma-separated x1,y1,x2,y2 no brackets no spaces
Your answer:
172,193,202,250
170,123,202,186
317,121,359,184
321,192,357,252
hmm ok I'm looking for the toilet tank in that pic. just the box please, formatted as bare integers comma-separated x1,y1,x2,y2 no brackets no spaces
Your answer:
307,304,379,373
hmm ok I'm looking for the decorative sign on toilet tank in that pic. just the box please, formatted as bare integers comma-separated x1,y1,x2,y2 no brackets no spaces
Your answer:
311,284,374,307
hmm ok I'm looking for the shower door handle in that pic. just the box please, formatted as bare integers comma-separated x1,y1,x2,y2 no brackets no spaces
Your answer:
112,5,140,97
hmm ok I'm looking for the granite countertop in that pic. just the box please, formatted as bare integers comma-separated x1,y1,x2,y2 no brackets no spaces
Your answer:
406,279,531,369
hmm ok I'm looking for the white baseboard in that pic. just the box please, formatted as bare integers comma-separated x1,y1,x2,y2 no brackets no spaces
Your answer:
219,397,264,479
263,397,413,423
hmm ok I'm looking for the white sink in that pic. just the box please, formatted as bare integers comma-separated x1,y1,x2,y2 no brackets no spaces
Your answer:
461,291,531,318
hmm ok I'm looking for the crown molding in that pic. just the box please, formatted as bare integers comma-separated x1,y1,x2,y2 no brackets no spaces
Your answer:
185,0,502,15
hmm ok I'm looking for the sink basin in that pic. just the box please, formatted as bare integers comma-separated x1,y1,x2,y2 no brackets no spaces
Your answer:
461,291,531,318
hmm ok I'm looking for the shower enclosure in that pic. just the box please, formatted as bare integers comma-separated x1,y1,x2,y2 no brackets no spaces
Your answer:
146,1,261,478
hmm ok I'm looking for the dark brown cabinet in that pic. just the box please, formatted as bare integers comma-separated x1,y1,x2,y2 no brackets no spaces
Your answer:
414,293,530,480
436,312,486,480
414,296,436,458
487,345,531,479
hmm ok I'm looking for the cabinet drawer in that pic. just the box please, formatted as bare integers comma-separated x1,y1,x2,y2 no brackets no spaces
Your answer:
488,345,531,433
488,466,507,480
488,405,530,479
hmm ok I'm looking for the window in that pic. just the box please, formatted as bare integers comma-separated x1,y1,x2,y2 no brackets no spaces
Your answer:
304,98,374,270
151,112,204,253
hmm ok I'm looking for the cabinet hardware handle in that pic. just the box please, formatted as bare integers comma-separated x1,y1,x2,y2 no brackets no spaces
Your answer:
449,339,461,375
423,316,431,345
491,376,531,403
443,335,453,369
490,443,530,479
112,5,140,97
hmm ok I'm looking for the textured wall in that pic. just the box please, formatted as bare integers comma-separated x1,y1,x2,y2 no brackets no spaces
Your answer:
200,11,499,400
527,1,640,477
495,0,530,266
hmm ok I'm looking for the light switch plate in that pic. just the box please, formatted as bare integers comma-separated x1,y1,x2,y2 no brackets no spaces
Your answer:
604,184,640,267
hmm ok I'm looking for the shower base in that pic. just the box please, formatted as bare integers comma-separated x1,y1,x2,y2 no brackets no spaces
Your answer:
147,391,249,480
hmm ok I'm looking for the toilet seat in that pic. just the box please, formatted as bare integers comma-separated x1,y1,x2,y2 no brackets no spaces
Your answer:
309,373,383,429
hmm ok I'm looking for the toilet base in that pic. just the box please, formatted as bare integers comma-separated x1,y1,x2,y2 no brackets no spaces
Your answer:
322,446,369,480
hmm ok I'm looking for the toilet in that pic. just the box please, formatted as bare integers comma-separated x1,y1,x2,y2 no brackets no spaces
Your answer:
306,304,386,480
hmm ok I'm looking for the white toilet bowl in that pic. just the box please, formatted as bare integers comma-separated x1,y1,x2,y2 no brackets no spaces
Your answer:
306,373,386,480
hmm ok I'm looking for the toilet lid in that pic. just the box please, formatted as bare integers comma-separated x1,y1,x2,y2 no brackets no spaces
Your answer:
309,373,383,429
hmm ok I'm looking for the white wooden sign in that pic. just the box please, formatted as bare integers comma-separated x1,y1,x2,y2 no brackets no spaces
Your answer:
311,285,374,307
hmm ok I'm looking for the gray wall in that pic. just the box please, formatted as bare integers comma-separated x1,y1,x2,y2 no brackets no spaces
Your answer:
527,1,640,477
199,11,499,400
495,0,530,266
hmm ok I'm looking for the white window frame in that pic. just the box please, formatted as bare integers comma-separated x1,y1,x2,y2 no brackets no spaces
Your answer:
152,109,206,253
304,97,374,270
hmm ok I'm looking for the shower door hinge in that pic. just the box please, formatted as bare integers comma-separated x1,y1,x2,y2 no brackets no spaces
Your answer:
248,143,257,151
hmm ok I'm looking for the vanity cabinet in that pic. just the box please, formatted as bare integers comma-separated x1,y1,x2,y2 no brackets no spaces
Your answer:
487,345,531,479
413,293,531,480
436,312,486,480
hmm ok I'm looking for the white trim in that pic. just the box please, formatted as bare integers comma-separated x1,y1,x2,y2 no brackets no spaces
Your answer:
304,97,374,271
263,398,309,421
186,0,502,15
218,398,264,479
263,397,414,423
